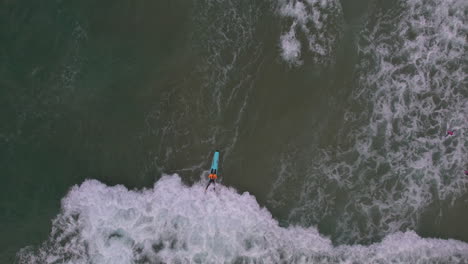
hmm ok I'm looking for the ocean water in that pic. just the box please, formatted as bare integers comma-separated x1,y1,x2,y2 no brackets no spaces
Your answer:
1,0,467,263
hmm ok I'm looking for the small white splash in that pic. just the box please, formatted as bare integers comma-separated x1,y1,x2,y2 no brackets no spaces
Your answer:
280,24,303,65
277,0,342,65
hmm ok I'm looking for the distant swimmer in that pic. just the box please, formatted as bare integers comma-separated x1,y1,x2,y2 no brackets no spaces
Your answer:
205,151,220,192
205,169,218,192
465,170,468,176
446,130,455,136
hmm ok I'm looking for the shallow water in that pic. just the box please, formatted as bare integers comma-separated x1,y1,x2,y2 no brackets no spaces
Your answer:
1,0,467,263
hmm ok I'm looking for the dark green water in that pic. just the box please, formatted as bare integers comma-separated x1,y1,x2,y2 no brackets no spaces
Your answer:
1,0,467,263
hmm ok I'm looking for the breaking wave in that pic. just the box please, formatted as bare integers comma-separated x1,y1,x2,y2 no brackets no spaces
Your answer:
17,175,468,264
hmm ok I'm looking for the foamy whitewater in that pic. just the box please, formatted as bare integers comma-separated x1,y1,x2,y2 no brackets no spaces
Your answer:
17,175,468,264
268,0,468,244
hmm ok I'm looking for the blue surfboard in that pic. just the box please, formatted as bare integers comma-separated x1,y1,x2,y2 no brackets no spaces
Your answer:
210,151,219,173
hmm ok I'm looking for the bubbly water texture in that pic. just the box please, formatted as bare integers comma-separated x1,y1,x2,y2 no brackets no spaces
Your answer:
16,175,468,264
138,0,262,174
193,0,261,116
284,0,468,243
278,0,342,65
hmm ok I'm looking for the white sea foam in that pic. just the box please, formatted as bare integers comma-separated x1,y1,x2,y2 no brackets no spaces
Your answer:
281,0,468,244
278,0,342,65
280,23,303,65
16,175,468,263
347,0,468,235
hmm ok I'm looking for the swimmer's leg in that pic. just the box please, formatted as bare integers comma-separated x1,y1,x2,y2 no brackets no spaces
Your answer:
205,181,212,192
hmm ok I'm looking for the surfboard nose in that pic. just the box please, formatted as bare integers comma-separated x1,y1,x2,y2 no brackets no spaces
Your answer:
211,151,220,171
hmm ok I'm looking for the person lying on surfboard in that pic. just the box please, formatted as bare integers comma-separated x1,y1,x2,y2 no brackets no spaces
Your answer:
205,169,217,192
446,130,455,136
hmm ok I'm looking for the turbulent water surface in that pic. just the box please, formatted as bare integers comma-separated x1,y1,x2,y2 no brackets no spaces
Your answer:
1,0,467,263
